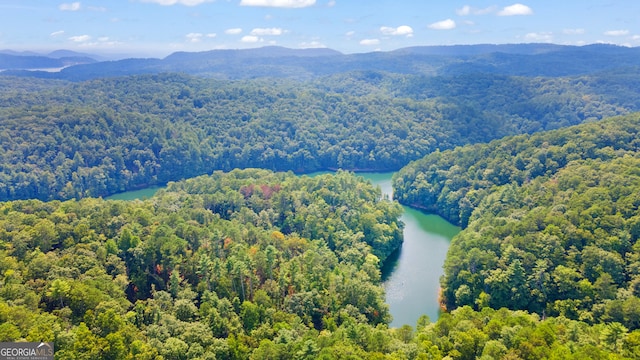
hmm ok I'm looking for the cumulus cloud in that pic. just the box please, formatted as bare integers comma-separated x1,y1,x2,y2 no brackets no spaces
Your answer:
524,32,553,42
50,30,65,37
250,28,285,36
456,5,496,16
241,35,262,43
186,33,203,42
59,2,81,11
140,0,214,6
69,35,91,42
380,25,413,37
428,19,456,30
498,3,533,16
563,28,585,35
225,28,243,35
239,0,315,8
360,38,380,46
604,29,629,36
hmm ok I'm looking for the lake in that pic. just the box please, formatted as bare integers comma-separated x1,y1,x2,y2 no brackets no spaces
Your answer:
356,172,459,327
106,171,459,328
104,186,163,200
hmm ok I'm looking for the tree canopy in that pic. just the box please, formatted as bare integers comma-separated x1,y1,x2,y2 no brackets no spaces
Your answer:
394,112,640,337
2,68,640,201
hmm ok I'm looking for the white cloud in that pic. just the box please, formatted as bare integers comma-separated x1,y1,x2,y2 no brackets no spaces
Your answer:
59,2,81,11
186,33,203,42
225,28,243,35
69,35,91,42
428,19,456,30
140,0,214,6
360,38,380,46
524,32,553,42
299,41,326,48
604,29,629,36
241,35,262,43
250,28,285,36
633,35,640,40
239,0,315,8
563,28,585,35
327,0,335,6
185,32,217,42
456,5,496,16
345,31,355,37
498,3,533,16
50,30,65,37
456,5,471,15
380,25,413,37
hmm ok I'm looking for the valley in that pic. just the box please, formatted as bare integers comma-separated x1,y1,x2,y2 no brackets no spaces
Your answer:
2,45,640,358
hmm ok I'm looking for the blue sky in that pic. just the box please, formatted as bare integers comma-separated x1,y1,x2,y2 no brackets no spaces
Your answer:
1,0,639,58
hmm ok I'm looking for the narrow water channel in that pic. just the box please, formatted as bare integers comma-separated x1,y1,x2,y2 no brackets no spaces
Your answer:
357,172,459,328
106,171,460,328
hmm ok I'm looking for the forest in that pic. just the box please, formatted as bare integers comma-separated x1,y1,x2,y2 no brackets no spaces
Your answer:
1,169,638,359
394,113,640,351
2,67,640,202
3,44,640,358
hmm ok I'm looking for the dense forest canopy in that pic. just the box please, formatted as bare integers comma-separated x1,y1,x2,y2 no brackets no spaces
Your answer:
1,169,638,359
0,170,398,357
2,66,640,202
393,113,640,227
393,113,640,338
4,44,640,358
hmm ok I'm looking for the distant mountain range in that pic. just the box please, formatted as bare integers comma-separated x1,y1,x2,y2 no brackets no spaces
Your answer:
2,44,640,81
0,49,99,71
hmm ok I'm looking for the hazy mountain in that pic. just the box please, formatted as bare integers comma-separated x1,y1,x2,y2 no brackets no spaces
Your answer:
3,44,640,80
0,51,98,71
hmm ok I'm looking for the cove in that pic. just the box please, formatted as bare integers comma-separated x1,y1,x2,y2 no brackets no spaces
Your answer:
105,171,459,328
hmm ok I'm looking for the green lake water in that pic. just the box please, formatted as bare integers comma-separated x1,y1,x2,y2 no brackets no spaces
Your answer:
357,172,459,327
104,186,162,200
105,171,459,328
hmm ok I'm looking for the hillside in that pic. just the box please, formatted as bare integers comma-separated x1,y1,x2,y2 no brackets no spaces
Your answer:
393,113,640,330
2,67,640,201
0,169,637,359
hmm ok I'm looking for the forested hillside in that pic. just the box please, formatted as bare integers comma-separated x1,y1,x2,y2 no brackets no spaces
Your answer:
394,113,640,334
2,67,640,202
393,113,640,227
0,169,637,359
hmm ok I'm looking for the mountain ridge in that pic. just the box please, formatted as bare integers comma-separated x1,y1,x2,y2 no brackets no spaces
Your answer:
3,43,640,80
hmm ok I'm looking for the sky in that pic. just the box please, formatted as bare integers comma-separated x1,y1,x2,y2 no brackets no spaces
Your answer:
1,0,639,58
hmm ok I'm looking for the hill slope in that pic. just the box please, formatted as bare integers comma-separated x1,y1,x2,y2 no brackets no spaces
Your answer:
2,68,640,201
394,113,640,329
